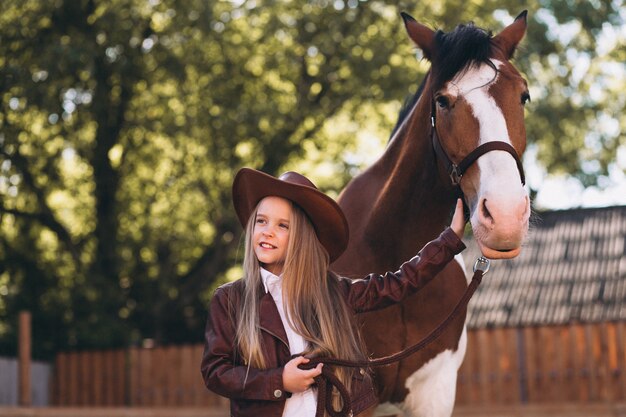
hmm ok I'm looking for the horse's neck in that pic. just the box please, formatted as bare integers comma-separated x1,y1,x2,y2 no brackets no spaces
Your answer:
374,110,452,243
337,98,454,271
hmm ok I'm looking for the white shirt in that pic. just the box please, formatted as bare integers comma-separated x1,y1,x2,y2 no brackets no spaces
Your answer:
261,268,317,417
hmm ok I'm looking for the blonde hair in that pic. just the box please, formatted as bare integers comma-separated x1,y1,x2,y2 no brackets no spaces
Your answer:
235,199,367,394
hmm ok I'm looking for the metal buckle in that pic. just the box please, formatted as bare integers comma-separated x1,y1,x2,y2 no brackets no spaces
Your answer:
450,165,461,185
473,256,490,274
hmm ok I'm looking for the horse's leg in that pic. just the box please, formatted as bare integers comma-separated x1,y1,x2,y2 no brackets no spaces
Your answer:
399,326,468,417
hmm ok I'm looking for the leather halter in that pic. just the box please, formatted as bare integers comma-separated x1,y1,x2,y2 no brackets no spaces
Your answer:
430,100,526,187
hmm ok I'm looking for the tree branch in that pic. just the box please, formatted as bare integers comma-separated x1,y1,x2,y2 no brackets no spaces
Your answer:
0,136,83,269
175,215,241,305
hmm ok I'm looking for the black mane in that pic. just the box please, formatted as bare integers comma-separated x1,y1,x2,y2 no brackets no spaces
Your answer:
390,22,493,138
431,23,493,90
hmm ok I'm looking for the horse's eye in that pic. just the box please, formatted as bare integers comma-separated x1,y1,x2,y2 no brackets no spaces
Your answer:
436,95,449,109
521,92,531,105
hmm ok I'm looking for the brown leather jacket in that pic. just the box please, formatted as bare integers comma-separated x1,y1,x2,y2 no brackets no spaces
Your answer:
201,228,465,417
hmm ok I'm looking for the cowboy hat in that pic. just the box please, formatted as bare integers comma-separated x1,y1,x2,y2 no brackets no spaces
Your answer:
232,168,349,262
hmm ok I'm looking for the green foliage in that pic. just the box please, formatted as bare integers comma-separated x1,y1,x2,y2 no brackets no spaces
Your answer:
0,0,623,358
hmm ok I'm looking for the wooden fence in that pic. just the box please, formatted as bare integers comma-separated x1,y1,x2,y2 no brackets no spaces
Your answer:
53,345,226,407
51,322,626,407
456,322,626,405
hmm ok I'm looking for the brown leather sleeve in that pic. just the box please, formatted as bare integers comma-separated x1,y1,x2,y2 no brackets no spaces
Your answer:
341,227,466,313
200,285,287,401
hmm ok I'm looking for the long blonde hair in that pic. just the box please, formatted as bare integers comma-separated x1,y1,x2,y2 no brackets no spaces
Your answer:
235,199,367,391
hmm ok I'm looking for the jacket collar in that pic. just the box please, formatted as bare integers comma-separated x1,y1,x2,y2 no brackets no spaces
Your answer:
258,288,290,348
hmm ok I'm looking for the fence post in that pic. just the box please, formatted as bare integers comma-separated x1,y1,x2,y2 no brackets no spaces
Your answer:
19,310,32,406
516,327,528,404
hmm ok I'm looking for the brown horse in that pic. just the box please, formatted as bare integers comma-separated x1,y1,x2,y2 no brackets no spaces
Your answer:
331,12,531,417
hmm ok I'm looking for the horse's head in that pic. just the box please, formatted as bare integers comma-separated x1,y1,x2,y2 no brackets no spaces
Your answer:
403,12,531,259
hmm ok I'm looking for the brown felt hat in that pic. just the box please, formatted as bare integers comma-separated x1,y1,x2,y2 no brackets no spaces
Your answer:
232,168,349,262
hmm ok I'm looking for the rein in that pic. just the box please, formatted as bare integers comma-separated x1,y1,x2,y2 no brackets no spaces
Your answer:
300,257,491,417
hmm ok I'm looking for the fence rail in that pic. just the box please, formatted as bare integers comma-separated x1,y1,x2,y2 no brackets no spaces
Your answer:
2,404,626,417
51,322,626,407
0,407,227,417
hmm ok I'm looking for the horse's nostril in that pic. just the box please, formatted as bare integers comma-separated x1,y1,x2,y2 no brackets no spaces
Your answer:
481,199,493,222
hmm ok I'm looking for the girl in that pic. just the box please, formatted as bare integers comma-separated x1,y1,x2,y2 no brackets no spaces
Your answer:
201,168,466,417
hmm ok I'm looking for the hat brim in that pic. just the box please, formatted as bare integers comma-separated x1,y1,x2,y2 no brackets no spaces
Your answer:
232,168,349,263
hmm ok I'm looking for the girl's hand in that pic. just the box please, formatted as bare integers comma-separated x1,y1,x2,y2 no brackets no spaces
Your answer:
451,198,466,238
282,356,323,393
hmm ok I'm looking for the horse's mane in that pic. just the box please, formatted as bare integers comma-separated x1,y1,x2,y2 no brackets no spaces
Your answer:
391,22,494,138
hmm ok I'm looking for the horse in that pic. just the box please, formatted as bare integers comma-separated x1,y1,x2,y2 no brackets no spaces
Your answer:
331,11,531,417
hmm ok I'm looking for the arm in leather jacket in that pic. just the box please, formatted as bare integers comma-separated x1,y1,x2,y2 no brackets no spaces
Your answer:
339,227,466,313
201,285,287,401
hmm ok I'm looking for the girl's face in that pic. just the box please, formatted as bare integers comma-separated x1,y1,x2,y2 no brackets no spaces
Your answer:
253,196,292,275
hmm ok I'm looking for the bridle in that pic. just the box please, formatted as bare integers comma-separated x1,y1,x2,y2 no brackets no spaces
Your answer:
430,99,526,188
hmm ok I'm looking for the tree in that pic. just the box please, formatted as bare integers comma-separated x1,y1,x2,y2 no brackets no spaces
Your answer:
0,0,623,358
0,0,423,358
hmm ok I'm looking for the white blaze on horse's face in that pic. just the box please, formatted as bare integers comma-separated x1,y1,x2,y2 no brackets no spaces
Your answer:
442,60,530,259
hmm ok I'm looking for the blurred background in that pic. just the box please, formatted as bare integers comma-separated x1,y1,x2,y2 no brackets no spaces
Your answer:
0,0,624,412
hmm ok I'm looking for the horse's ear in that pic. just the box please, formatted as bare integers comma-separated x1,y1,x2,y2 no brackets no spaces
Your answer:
401,12,435,61
493,10,528,59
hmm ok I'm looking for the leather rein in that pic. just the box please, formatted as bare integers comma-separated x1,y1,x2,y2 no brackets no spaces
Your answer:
299,99,526,417
300,259,490,417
